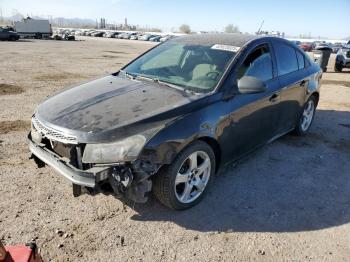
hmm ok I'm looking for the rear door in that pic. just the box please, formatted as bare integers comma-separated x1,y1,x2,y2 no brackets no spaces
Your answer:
272,40,309,132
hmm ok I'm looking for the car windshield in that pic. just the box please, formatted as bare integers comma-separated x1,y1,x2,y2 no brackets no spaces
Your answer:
122,41,236,93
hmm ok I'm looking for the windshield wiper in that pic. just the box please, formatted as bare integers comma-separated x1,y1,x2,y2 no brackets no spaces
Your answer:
119,69,136,80
135,74,158,82
123,73,199,95
135,75,187,91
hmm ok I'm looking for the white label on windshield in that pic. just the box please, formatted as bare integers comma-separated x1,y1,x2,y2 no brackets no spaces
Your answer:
211,44,240,52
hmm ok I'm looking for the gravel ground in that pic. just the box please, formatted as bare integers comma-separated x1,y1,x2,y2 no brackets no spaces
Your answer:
0,37,349,262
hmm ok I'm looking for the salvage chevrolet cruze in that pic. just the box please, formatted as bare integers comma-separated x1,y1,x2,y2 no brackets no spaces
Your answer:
29,34,322,210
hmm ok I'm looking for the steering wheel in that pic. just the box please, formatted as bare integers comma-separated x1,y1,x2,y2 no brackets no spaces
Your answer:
206,71,221,80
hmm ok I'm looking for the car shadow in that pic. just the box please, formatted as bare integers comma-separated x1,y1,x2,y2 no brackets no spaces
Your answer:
126,109,350,233
326,71,350,74
15,39,33,42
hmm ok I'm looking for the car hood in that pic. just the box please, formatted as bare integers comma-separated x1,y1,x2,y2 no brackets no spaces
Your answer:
35,75,202,143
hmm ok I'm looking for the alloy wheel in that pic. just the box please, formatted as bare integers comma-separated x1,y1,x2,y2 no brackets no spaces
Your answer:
174,151,211,204
301,100,315,132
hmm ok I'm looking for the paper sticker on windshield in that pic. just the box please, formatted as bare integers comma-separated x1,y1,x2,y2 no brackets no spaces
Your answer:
211,44,240,52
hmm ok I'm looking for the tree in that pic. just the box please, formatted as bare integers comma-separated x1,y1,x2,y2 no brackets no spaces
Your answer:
224,24,240,33
179,24,191,34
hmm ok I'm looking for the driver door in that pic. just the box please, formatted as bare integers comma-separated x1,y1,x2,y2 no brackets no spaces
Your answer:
219,43,282,163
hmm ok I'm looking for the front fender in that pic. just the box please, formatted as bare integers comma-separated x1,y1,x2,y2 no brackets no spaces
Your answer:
138,107,217,165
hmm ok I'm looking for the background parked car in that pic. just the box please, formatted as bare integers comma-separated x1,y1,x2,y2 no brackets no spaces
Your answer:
299,42,314,52
149,35,162,42
139,34,157,41
290,40,301,46
315,43,331,50
160,35,175,42
0,27,20,41
332,43,343,53
129,34,139,40
104,31,119,38
125,32,137,39
334,45,350,72
118,32,131,39
92,31,104,37
86,30,97,36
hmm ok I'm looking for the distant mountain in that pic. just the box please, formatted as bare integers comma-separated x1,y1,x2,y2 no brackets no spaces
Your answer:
4,14,95,28
344,36,350,41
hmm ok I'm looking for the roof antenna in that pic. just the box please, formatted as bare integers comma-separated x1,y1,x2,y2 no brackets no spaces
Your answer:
257,20,264,35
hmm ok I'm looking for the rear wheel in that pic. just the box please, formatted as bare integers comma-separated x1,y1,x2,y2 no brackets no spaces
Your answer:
294,96,317,136
153,141,215,210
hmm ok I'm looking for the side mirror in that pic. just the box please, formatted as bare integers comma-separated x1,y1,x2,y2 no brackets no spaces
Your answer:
238,76,267,94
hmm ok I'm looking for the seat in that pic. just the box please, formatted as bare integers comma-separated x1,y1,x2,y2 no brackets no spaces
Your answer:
191,64,216,80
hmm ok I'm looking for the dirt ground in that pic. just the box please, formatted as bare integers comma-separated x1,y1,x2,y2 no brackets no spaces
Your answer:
0,37,349,262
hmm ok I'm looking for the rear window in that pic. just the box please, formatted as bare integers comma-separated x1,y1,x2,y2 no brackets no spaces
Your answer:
273,42,299,76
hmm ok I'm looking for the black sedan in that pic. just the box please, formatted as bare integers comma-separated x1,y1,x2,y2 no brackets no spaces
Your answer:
0,27,20,41
28,34,322,210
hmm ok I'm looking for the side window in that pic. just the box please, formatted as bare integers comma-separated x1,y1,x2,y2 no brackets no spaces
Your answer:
237,44,273,82
296,50,305,69
274,42,299,76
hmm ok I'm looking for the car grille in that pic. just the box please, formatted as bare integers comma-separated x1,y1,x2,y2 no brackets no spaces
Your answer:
32,115,78,144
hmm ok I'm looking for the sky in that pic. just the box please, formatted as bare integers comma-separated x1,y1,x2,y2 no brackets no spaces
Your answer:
1,0,349,39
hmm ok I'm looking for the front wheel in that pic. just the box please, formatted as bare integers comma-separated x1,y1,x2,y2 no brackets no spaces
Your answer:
334,63,343,72
153,141,216,210
294,96,317,136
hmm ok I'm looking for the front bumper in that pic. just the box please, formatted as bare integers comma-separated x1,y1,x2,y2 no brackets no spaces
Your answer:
28,138,110,188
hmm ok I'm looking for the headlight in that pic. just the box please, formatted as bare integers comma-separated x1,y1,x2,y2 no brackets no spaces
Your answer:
82,135,147,164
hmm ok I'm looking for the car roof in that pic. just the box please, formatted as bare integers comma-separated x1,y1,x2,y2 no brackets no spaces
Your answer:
171,33,260,47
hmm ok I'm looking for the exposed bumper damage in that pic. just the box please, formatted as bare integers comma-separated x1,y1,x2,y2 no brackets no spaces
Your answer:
28,133,160,203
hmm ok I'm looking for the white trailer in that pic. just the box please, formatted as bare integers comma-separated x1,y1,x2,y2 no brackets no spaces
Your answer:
14,18,52,39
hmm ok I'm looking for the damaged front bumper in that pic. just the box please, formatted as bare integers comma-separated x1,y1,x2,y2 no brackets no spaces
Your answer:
28,135,157,202
28,139,109,188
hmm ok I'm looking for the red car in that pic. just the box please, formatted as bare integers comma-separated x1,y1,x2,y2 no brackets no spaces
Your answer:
299,42,314,52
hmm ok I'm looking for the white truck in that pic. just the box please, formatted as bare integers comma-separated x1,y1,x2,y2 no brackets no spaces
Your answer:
14,18,52,39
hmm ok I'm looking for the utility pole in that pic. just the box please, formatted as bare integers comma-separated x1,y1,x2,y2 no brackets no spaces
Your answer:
257,20,264,35
0,8,3,24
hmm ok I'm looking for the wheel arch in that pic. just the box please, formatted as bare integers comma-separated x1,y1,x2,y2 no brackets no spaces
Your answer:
197,136,221,172
310,91,320,107
140,131,222,172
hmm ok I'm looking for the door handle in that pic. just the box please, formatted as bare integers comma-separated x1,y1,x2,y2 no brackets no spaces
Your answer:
269,93,279,102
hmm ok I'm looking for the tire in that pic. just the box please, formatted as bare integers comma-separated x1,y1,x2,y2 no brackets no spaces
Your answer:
153,141,216,210
72,184,82,197
35,33,42,39
294,96,317,136
334,63,343,72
